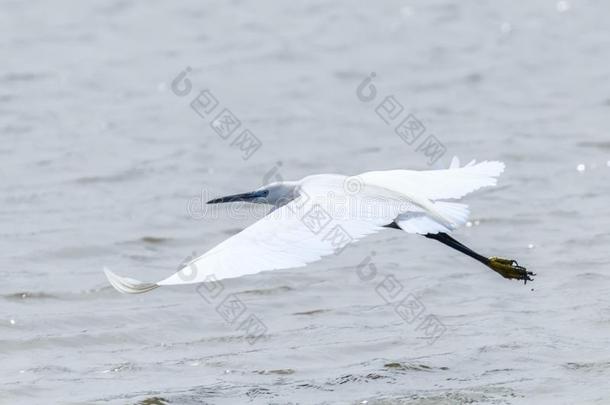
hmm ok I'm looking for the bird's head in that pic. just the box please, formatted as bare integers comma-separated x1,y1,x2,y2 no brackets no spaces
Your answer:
206,181,299,206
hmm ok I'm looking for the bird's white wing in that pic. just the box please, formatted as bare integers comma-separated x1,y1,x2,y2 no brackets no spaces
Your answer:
359,160,504,234
359,160,504,201
393,201,470,234
105,178,400,294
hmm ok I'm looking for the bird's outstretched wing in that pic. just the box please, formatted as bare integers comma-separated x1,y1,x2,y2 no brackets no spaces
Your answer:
359,160,504,201
105,178,401,294
359,160,504,234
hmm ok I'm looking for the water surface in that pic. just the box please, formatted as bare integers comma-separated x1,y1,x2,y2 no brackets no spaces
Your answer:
2,0,610,403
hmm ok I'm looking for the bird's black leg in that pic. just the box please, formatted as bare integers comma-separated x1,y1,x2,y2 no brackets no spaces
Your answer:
383,223,534,283
425,232,534,283
424,232,488,265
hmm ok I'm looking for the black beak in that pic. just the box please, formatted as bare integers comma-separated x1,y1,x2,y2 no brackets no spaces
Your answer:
206,190,268,204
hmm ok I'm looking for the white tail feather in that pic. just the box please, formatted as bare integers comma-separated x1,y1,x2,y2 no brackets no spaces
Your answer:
104,267,159,294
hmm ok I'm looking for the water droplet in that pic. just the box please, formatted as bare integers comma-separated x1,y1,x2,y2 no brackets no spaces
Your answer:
466,221,473,227
474,220,480,226
9,319,15,325
528,243,535,249
557,1,570,12
606,160,610,167
576,164,586,172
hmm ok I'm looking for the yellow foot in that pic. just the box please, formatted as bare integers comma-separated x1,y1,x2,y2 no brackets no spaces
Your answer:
488,257,535,284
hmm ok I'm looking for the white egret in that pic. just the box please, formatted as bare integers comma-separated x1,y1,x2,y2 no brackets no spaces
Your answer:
104,157,533,294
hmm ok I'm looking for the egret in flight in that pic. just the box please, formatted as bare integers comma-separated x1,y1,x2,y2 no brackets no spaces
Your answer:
104,157,533,294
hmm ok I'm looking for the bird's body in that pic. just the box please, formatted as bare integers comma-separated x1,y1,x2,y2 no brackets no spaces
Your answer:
105,157,533,294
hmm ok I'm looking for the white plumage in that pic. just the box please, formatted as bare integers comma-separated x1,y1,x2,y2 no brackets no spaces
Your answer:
104,157,505,294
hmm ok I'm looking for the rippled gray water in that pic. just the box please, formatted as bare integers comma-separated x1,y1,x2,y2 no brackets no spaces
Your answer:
2,0,610,404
